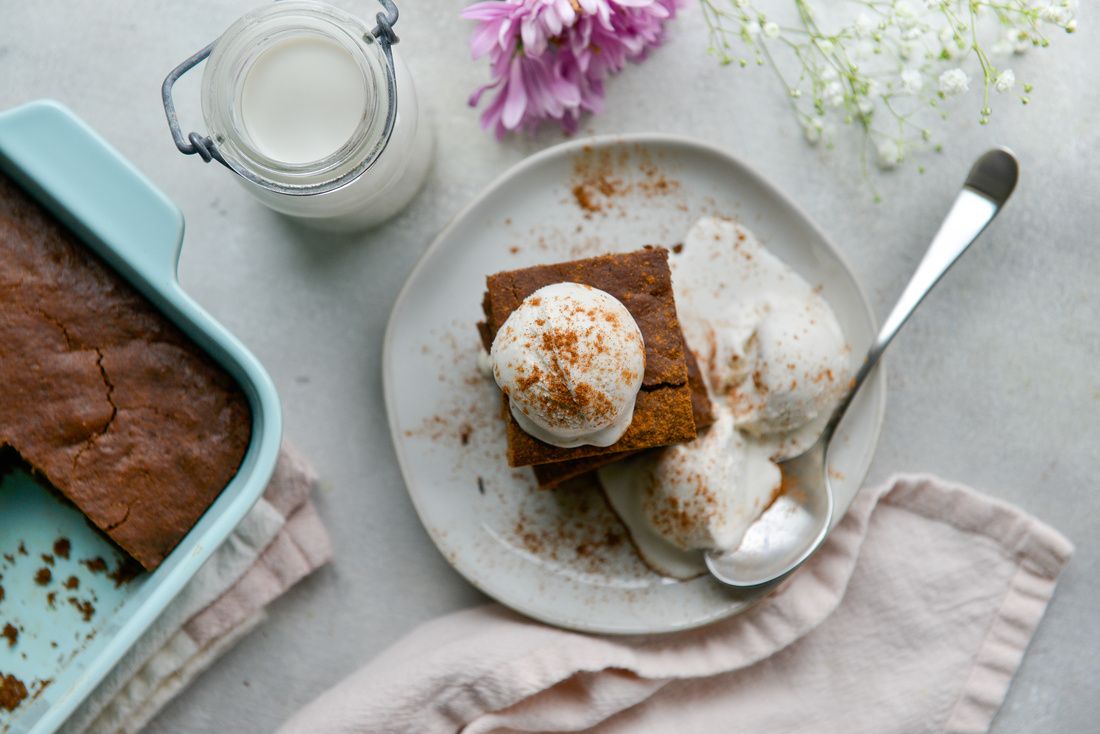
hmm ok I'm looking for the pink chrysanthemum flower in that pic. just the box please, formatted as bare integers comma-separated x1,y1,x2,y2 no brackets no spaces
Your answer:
463,0,680,138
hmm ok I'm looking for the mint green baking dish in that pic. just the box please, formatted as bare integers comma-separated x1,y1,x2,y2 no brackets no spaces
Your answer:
0,100,282,734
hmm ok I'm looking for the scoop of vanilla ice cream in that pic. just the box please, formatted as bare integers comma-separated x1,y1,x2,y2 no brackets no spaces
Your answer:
672,216,850,441
728,299,849,436
490,282,646,448
642,407,780,552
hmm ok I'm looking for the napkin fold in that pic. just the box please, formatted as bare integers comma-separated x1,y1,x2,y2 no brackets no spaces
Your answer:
60,444,333,734
280,474,1072,734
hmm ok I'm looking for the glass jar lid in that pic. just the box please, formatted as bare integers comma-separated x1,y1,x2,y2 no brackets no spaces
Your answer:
169,0,399,197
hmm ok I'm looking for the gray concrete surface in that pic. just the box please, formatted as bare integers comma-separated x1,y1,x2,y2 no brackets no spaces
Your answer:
2,1,1097,730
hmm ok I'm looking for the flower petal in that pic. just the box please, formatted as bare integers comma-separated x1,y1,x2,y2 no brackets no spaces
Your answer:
498,16,516,49
468,78,502,107
549,65,582,107
521,15,539,53
554,0,577,25
469,23,501,58
461,2,511,21
501,60,528,129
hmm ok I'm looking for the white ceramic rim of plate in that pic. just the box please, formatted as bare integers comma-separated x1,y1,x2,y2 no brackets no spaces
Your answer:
383,132,886,634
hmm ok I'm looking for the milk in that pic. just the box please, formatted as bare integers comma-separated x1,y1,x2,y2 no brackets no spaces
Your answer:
199,1,434,231
237,49,434,232
241,36,367,164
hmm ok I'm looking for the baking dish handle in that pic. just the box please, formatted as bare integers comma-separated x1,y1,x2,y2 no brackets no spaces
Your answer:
0,100,185,289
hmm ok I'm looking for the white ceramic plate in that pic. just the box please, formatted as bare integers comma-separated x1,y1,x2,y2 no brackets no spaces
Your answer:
383,134,885,634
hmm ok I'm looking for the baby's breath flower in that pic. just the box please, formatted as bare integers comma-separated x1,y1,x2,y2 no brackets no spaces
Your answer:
893,1,919,30
901,68,924,94
876,138,904,169
994,69,1016,93
938,68,970,96
1010,29,1031,54
804,116,826,144
855,13,875,37
1039,4,1069,23
700,0,1078,180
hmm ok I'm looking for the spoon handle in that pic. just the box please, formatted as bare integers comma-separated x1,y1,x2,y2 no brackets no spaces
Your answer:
826,149,1019,437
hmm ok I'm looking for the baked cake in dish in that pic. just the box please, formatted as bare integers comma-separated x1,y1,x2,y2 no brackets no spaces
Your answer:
0,172,252,571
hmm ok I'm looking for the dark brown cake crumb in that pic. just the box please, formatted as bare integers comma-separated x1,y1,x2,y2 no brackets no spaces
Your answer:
46,591,57,608
82,557,108,574
108,557,143,587
17,542,27,556
31,678,52,703
2,623,16,647
0,673,27,712
40,554,54,566
63,576,80,590
67,597,95,622
53,538,71,560
34,568,51,586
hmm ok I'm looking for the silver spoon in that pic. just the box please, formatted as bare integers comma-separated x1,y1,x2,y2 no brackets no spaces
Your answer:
705,148,1020,589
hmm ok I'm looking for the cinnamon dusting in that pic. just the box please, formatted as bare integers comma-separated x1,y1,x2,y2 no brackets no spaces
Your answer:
569,144,680,218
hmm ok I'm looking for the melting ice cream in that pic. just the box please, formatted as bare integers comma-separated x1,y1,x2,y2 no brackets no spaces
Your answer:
602,217,850,577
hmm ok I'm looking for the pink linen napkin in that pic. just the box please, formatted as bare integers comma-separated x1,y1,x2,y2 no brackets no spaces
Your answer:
61,444,333,734
280,474,1072,734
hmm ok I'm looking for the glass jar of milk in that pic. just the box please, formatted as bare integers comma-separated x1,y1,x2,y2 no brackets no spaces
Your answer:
164,0,432,231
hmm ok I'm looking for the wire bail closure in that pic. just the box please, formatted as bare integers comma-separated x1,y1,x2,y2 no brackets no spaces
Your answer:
161,0,400,195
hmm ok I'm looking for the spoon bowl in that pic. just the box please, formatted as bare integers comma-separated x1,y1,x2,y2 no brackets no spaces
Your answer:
706,148,1020,589
706,437,832,588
